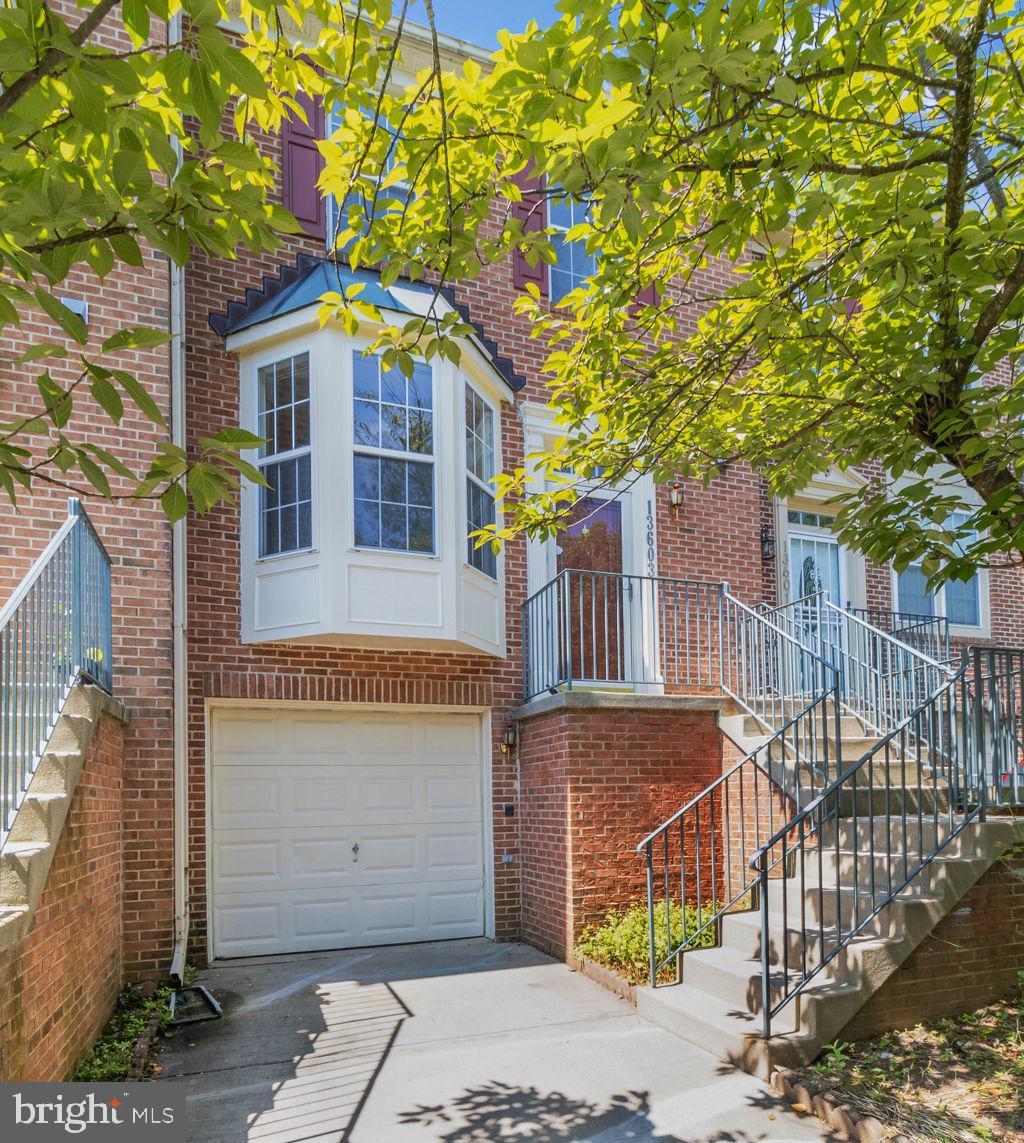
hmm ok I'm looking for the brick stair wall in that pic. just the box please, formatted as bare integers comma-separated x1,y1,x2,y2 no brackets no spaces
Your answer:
843,837,1024,1038
0,710,126,1081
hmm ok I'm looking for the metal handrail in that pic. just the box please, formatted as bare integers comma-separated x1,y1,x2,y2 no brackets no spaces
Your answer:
750,656,977,1038
847,606,950,661
637,592,841,986
1,499,112,840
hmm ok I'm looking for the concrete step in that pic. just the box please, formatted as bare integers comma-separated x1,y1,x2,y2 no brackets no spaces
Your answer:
21,748,82,796
5,791,71,846
0,841,51,904
828,814,964,849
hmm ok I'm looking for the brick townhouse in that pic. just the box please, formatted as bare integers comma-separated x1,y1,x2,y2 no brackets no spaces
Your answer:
2,15,1022,1082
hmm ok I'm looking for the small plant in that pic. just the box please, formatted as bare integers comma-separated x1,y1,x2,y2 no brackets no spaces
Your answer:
819,1040,852,1069
574,900,722,985
72,982,173,1082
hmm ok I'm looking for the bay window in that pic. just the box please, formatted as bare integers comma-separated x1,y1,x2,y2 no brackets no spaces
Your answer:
352,352,435,553
465,383,497,578
258,352,312,557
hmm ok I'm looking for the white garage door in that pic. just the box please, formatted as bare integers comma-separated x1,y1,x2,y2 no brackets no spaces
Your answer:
209,708,486,958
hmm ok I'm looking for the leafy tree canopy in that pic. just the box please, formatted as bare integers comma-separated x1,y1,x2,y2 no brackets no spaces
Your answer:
0,0,397,517
328,0,1024,587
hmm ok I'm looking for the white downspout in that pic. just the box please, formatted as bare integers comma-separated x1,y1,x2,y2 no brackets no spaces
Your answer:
168,10,189,985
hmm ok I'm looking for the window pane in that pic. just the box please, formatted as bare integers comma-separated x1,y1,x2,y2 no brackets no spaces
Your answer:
353,455,434,554
408,410,433,454
467,479,497,578
354,454,379,499
381,503,407,550
353,354,379,400
259,454,312,557
408,460,433,507
380,458,406,504
258,353,310,458
409,364,432,410
409,507,433,553
380,405,407,451
353,400,380,447
897,564,935,616
354,499,380,547
381,366,406,406
946,575,980,626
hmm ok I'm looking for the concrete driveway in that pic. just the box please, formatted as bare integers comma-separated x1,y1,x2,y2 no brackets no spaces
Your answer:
158,939,835,1143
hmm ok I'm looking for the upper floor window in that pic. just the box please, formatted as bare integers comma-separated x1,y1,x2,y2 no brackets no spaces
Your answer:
325,108,412,247
258,353,312,557
896,511,981,628
352,352,435,553
549,197,596,303
465,384,497,578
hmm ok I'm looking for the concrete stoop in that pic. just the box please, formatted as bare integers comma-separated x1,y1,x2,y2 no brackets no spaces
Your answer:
0,683,127,954
635,815,1020,1078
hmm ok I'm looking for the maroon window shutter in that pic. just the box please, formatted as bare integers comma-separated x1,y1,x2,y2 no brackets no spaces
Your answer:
842,296,863,320
634,283,658,307
510,167,548,294
282,90,326,241
627,281,658,319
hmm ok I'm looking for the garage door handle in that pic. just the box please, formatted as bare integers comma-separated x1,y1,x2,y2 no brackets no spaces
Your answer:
352,843,359,862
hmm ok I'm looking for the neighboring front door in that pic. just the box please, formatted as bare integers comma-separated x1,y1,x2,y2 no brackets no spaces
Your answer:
554,496,627,683
788,526,845,670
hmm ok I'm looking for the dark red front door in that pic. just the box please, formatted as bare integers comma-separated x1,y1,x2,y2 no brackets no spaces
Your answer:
556,498,625,681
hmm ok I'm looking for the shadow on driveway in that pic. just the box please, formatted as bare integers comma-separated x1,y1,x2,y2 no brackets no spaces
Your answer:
157,939,834,1143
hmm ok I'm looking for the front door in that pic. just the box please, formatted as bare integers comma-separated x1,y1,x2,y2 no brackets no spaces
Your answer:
555,496,627,682
788,527,845,675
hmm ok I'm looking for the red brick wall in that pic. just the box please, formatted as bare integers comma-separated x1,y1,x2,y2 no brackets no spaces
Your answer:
843,843,1024,1038
0,714,125,1081
0,0,175,979
0,274,175,981
517,703,725,958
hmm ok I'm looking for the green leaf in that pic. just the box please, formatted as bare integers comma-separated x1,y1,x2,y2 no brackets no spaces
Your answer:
34,290,88,345
109,369,165,425
101,327,173,353
161,483,188,522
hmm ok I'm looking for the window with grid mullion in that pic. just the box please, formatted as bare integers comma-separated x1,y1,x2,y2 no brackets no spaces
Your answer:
464,385,497,578
257,353,313,558
353,352,435,554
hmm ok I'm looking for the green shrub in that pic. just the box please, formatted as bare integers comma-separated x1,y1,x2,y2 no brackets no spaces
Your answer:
72,983,173,1082
574,900,722,985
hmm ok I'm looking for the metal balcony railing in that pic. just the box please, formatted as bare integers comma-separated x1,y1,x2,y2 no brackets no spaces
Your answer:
521,570,725,699
0,499,112,838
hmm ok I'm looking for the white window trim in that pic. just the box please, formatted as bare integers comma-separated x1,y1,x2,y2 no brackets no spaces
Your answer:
351,353,438,557
253,346,318,563
463,380,499,581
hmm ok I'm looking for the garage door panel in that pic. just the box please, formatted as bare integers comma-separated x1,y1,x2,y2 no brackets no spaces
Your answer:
213,825,483,893
213,880,482,958
210,708,486,958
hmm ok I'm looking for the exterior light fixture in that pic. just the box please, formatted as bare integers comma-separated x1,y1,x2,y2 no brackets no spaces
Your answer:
500,721,519,754
668,482,684,514
760,524,776,562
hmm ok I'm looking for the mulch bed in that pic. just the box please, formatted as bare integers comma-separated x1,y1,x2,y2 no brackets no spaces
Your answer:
795,992,1024,1141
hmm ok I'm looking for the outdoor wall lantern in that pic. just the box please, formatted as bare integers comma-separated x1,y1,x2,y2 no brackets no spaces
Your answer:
668,482,684,515
760,524,776,562
500,721,520,754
